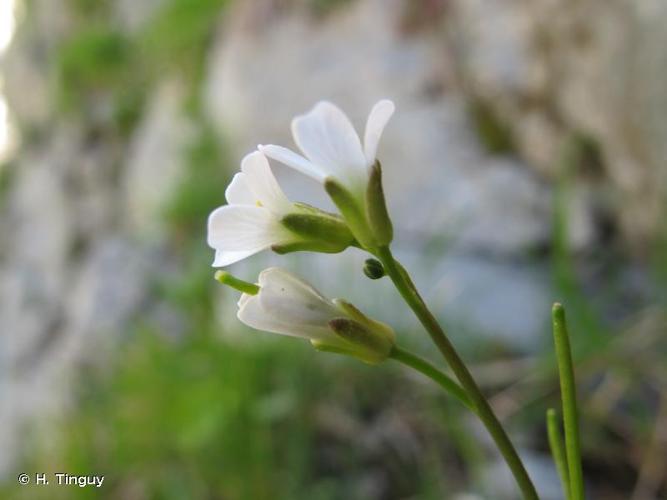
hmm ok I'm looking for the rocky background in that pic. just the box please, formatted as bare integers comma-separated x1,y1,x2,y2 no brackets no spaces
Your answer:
1,0,666,498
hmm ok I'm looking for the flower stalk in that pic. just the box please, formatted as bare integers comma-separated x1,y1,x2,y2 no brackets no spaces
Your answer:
375,245,539,500
389,346,473,411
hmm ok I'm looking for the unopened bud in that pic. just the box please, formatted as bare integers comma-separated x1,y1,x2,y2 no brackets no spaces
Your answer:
363,258,385,279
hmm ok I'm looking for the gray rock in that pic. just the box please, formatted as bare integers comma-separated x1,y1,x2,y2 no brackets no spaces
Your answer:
428,254,552,351
123,80,194,237
448,0,667,247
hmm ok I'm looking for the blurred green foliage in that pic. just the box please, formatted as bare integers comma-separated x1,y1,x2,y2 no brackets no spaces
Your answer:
309,0,356,17
16,331,340,500
468,99,515,154
3,318,456,499
68,0,113,18
54,0,228,135
55,27,133,109
551,134,610,355
140,0,227,83
0,160,14,202
163,121,229,236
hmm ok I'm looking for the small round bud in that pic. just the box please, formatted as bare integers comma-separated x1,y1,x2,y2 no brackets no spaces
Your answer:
363,258,385,280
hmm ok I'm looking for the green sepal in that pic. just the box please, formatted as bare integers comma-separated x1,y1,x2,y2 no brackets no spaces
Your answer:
366,161,393,245
271,241,348,255
333,299,371,324
327,318,392,364
310,340,357,357
281,203,355,252
324,177,376,249
333,299,396,345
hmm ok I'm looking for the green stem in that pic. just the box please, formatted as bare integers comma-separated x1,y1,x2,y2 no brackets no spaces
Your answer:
390,346,474,411
552,303,585,500
546,408,571,500
214,270,259,295
376,245,539,500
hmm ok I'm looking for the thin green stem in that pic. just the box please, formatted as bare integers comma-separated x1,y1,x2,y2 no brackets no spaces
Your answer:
546,408,571,500
214,270,259,295
376,245,539,500
389,346,474,411
552,303,585,500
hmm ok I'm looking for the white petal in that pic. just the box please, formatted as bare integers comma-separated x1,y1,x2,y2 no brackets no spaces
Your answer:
207,205,287,252
238,292,253,309
212,249,259,267
291,101,366,181
258,144,326,182
363,99,395,166
237,294,281,333
257,268,340,327
240,151,292,215
237,292,333,341
225,172,255,206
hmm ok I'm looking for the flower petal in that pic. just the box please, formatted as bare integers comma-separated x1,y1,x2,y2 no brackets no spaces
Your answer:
291,101,366,181
237,292,333,341
258,144,326,182
225,172,256,206
363,99,394,166
237,293,280,332
240,151,292,215
257,267,340,327
207,205,287,253
212,249,259,267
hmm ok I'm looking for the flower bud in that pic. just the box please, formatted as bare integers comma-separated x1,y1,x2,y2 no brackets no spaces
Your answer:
363,258,385,279
235,268,395,365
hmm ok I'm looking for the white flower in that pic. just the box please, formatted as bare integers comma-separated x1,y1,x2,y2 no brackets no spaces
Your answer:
259,99,395,197
207,151,294,267
237,267,343,343
237,267,395,363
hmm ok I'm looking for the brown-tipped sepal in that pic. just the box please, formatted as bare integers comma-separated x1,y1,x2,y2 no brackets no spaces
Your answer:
327,317,394,364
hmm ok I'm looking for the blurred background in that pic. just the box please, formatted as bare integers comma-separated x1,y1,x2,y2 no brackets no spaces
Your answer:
0,0,666,498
